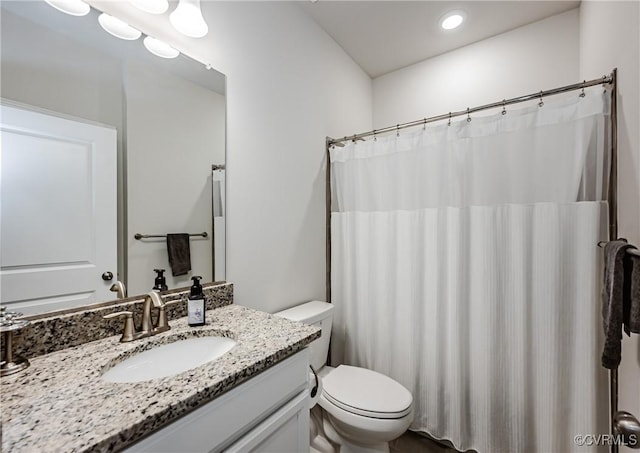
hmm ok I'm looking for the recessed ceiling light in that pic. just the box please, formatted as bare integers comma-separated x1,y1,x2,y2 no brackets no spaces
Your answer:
98,13,142,40
440,11,465,30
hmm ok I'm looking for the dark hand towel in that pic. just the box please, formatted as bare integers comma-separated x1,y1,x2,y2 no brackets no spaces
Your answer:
624,249,640,335
167,234,191,277
601,239,634,369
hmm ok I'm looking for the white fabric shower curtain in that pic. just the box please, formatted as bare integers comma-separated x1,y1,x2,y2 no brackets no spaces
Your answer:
330,89,611,453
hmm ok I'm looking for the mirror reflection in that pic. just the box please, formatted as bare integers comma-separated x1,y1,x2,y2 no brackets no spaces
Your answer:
0,1,226,315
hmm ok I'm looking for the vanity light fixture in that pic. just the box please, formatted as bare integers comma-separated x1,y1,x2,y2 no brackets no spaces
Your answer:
44,0,90,16
143,36,180,59
440,10,465,30
170,0,209,38
129,0,169,15
98,13,142,41
45,0,181,60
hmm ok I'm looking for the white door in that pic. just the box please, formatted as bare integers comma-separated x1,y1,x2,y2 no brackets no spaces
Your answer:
0,103,117,315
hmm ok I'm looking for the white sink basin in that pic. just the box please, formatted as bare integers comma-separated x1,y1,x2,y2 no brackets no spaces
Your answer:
102,336,236,383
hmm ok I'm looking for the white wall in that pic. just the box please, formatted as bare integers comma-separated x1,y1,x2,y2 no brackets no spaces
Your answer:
373,9,579,127
580,1,640,443
125,60,225,295
91,1,373,312
209,3,372,312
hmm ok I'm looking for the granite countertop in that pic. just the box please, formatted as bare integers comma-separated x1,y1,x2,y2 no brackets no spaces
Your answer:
1,305,320,452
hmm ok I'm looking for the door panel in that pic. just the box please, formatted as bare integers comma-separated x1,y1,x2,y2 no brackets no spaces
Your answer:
1,103,117,315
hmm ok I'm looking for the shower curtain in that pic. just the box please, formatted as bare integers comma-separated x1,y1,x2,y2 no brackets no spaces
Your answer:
330,88,611,453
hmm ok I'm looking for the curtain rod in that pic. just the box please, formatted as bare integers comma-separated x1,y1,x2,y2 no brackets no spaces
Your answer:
328,73,613,147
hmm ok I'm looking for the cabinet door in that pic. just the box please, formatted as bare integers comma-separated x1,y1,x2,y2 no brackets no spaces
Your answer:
224,390,308,453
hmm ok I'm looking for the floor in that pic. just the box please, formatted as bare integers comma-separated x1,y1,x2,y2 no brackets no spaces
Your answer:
390,431,463,453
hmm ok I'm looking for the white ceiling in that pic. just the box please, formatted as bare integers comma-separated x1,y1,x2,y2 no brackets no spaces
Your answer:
298,1,580,78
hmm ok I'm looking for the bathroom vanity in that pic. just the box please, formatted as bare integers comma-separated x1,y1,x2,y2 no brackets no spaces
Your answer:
126,350,310,452
0,299,319,452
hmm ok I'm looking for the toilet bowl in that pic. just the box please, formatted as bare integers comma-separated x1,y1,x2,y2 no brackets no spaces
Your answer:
276,301,414,453
318,365,413,452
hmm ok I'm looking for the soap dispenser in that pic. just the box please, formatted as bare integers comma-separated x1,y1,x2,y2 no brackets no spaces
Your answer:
153,269,168,292
188,276,205,327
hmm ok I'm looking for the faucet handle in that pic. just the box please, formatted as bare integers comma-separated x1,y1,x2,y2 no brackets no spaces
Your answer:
154,305,171,334
103,311,136,342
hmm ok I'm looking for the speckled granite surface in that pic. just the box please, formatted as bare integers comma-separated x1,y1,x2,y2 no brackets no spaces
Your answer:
7,283,233,359
1,304,320,453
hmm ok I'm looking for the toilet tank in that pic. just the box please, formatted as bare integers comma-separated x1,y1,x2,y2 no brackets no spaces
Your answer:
275,301,333,371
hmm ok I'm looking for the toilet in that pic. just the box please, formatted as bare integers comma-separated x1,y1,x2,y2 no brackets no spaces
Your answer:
276,301,414,453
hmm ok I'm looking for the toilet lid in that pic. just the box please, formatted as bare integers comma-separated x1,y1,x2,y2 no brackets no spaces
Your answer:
322,365,413,419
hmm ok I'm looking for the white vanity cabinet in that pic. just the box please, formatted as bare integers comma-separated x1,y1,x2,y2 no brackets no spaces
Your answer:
125,350,310,453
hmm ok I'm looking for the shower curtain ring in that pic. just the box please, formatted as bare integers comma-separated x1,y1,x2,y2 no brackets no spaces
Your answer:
448,112,452,126
538,91,544,108
502,100,507,115
580,82,586,98
466,108,471,123
423,118,427,130
396,124,400,137
373,130,377,142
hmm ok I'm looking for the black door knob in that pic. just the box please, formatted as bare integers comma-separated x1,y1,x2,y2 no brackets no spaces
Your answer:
102,271,114,281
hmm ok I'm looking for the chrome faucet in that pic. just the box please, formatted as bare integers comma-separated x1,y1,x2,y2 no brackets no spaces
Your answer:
104,291,170,342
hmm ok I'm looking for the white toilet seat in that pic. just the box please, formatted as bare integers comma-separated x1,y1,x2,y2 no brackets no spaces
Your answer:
321,365,413,419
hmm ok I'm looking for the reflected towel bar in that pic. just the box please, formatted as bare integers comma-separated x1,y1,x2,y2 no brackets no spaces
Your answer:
134,232,208,240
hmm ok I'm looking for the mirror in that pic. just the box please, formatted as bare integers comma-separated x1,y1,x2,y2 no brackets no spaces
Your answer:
0,1,226,314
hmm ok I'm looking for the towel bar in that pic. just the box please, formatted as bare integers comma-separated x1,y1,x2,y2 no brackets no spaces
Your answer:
598,241,640,258
134,232,208,240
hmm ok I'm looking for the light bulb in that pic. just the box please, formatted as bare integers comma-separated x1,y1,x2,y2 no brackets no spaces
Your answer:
44,0,90,16
143,37,180,59
170,0,208,38
98,14,142,41
129,0,169,15
440,11,465,30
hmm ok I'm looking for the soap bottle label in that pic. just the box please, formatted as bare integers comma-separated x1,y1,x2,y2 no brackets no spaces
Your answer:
188,275,205,326
188,299,205,326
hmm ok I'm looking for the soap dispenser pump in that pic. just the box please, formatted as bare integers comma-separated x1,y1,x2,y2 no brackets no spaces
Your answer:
188,276,205,327
153,269,168,292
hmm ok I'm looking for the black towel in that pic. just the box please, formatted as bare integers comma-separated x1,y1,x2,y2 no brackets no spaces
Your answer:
624,247,640,335
601,239,634,369
166,234,191,277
